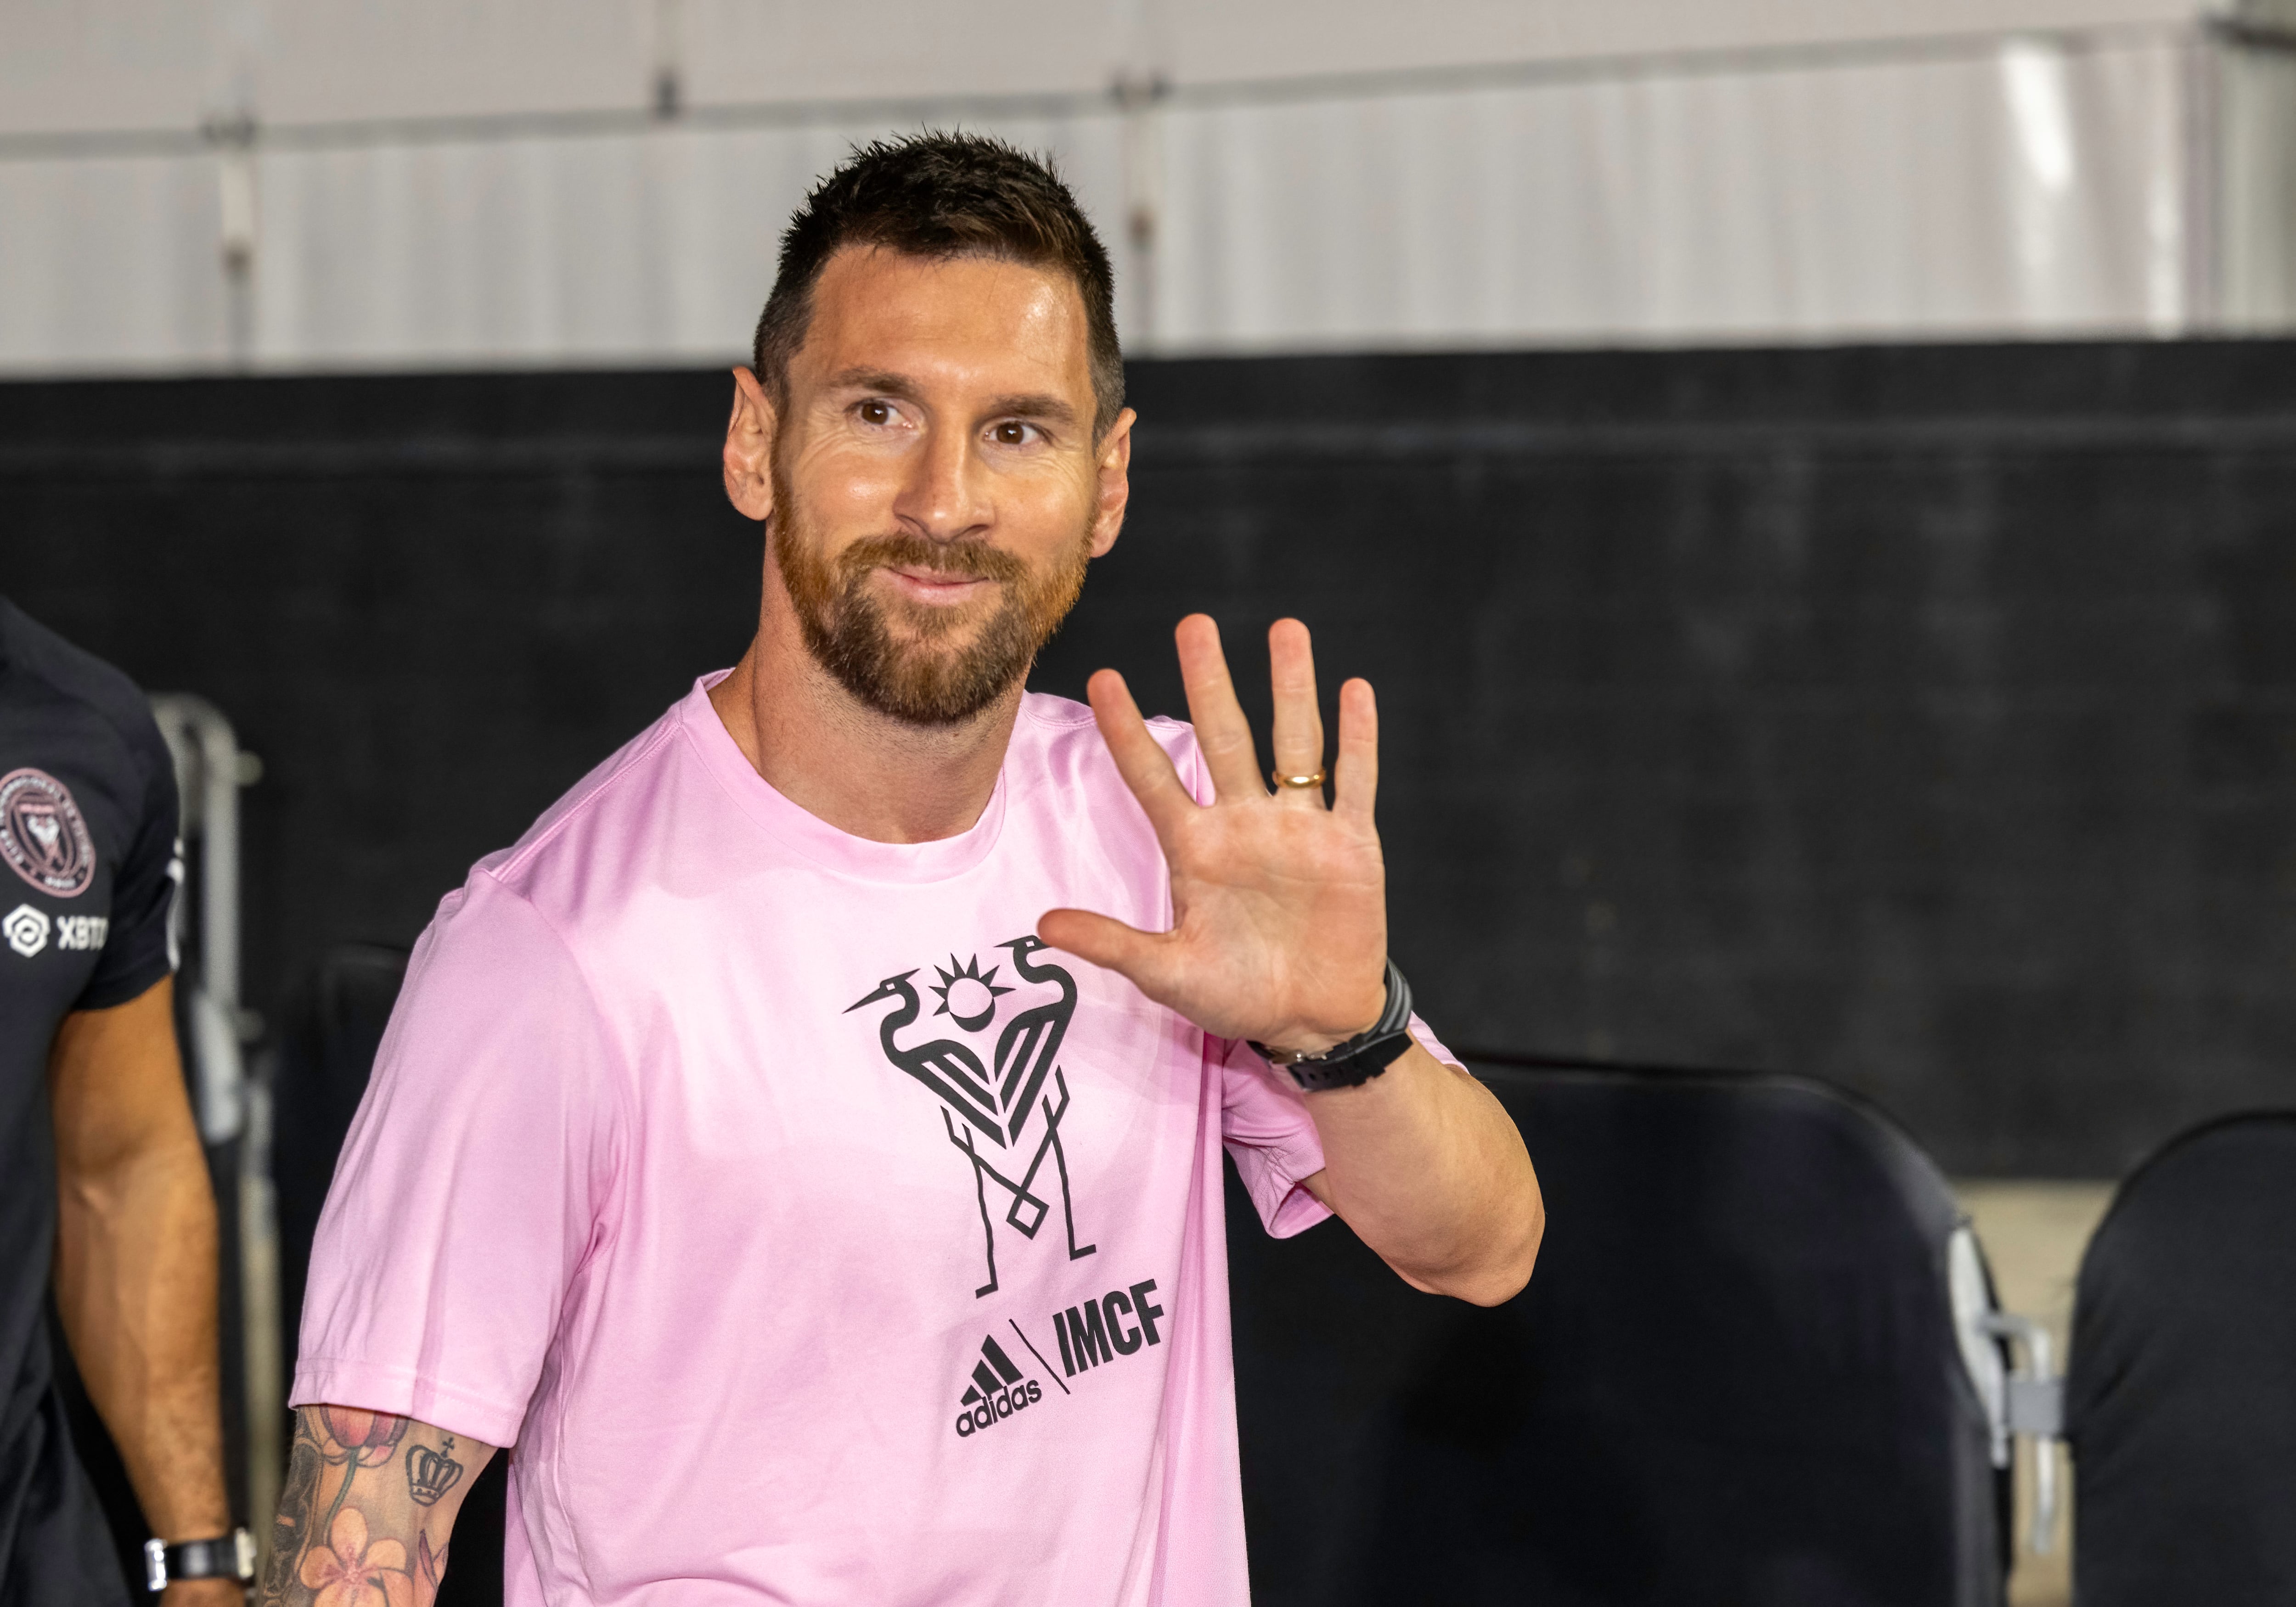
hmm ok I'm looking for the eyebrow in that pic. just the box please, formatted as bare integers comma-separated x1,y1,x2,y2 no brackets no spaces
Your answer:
822,367,926,403
986,393,1079,429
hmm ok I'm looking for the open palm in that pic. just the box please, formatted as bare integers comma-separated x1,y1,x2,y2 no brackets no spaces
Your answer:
1039,615,1390,1054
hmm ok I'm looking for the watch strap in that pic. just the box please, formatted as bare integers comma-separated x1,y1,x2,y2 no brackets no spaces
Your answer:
145,1529,255,1591
1250,959,1416,1091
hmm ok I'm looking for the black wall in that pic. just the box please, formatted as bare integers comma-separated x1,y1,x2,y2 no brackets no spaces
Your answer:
8,342,2296,1175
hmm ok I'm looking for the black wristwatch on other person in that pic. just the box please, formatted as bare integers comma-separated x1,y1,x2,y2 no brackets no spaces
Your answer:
145,1529,255,1593
1250,959,1417,1092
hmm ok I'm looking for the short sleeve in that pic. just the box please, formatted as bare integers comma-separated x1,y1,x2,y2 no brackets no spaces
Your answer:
1217,1035,1332,1238
291,873,624,1448
1217,1010,1469,1239
75,711,179,1011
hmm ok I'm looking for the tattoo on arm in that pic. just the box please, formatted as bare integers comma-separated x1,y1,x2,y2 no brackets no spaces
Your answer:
407,1435,464,1505
254,1405,498,1607
259,1415,321,1601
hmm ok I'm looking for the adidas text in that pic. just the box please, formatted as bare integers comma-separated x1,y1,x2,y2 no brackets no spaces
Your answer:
954,1379,1042,1437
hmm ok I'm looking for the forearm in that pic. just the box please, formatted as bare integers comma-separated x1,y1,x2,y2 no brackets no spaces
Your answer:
1300,1041,1543,1305
259,1405,495,1607
53,1128,231,1541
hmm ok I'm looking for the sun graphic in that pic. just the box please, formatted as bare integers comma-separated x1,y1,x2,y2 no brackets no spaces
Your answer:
930,954,1015,1033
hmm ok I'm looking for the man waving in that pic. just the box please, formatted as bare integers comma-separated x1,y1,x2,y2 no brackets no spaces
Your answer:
274,132,1541,1607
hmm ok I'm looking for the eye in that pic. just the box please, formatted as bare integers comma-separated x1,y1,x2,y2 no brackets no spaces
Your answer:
991,420,1040,446
857,399,895,426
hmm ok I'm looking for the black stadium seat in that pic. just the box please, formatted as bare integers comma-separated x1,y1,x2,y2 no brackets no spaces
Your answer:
271,944,507,1607
2065,1113,2296,1606
273,944,414,1375
1227,1062,2013,1607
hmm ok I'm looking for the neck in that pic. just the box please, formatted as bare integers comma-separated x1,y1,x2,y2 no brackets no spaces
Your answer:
708,578,1022,845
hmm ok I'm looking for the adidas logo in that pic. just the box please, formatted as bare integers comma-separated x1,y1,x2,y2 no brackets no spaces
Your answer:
954,1333,1043,1438
959,1334,1024,1407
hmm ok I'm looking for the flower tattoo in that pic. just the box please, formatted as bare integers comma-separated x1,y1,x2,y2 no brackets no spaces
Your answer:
298,1507,415,1607
318,1406,410,1468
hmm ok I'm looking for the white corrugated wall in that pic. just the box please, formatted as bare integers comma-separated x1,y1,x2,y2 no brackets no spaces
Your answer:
2,0,2293,372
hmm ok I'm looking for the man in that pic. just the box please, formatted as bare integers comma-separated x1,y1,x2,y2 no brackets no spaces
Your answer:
279,134,1542,1606
0,597,246,1603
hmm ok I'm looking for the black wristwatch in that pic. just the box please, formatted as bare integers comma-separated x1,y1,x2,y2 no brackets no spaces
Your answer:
144,1529,254,1593
1250,959,1416,1091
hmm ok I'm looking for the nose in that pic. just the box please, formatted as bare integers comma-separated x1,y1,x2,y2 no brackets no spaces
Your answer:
891,416,990,545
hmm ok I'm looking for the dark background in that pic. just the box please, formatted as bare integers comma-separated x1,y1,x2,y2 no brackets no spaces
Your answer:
8,340,2296,1175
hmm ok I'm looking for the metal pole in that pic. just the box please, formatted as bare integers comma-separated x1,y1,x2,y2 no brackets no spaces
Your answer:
148,695,278,1580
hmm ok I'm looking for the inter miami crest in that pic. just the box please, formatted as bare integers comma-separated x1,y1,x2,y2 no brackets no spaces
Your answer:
848,936,1095,1298
0,769,95,898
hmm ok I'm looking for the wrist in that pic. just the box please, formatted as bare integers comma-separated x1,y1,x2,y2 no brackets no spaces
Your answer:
1250,960,1416,1092
145,1529,254,1596
152,1516,236,1546
1259,1023,1367,1060
1255,971,1390,1061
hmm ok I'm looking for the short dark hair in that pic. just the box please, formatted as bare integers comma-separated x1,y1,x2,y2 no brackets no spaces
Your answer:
752,131,1124,438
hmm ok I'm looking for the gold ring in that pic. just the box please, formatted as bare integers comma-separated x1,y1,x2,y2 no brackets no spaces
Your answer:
1272,770,1326,790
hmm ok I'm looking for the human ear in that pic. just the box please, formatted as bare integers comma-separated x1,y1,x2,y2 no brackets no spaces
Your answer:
1088,407,1136,558
724,368,778,523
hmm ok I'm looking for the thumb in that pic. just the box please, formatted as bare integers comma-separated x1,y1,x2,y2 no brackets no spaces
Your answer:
1038,908,1174,995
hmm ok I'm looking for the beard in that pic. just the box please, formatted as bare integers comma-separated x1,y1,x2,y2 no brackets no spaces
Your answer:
771,464,1094,728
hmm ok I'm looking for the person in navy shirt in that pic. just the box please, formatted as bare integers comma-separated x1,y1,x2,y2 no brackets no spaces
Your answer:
0,597,239,1605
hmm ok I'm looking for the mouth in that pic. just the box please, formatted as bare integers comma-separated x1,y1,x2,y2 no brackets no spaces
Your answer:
879,565,1000,607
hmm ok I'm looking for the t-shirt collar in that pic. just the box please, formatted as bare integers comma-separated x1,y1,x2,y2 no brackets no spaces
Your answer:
677,671,1010,882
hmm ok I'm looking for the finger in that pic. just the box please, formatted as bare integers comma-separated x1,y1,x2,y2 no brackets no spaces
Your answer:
1173,614,1263,804
1333,676,1379,819
1085,668,1197,837
1266,618,1326,804
1038,908,1180,999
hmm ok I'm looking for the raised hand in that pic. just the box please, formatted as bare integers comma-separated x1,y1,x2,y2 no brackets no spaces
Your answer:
1038,614,1388,1054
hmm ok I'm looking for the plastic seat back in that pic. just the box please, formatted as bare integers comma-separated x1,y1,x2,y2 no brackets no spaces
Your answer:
2066,1113,2296,1606
1227,1062,2006,1607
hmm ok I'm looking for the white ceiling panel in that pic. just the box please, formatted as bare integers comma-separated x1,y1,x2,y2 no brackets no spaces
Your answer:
1159,0,2229,89
680,0,1133,106
4,0,2254,143
0,0,219,135
255,0,651,124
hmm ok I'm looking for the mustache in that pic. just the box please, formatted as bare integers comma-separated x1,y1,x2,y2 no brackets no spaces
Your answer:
837,534,1026,586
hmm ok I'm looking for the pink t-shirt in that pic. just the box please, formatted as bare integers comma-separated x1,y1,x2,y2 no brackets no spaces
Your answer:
296,680,1452,1606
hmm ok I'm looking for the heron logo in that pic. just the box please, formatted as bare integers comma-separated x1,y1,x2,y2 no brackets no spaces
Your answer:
848,936,1096,1299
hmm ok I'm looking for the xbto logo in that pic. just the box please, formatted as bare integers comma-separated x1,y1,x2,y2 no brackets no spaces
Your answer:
4,905,49,958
